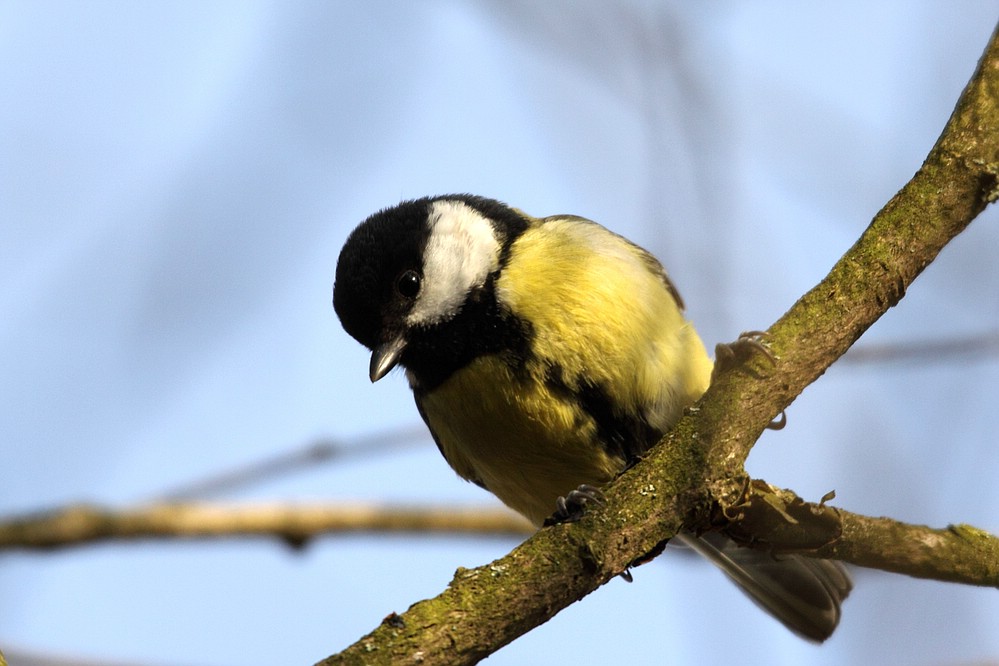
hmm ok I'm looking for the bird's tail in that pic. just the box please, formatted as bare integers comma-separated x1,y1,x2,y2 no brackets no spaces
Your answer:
675,531,852,642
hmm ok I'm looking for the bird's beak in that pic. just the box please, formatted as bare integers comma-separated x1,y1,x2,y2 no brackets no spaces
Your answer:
369,335,407,382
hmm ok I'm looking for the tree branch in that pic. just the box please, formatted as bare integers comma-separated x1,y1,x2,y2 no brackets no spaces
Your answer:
3,497,996,592
699,21,999,494
827,515,999,587
719,481,999,588
0,503,532,550
313,21,999,666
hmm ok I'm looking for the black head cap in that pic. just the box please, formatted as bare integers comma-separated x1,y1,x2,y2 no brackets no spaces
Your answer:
333,198,433,350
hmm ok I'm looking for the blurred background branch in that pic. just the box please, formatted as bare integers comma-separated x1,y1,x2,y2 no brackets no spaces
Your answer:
0,502,531,551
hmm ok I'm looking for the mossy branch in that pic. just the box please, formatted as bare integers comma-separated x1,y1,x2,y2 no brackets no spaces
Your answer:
721,482,999,588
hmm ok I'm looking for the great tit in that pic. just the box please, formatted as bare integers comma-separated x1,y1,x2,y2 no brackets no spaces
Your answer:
333,194,851,642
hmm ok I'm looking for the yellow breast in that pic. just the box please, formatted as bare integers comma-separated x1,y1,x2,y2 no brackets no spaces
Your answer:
497,218,713,435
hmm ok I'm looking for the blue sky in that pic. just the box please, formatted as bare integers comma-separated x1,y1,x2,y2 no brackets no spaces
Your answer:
2,3,998,665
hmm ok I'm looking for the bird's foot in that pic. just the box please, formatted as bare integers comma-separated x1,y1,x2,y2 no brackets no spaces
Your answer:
543,484,605,526
712,330,775,380
712,331,786,430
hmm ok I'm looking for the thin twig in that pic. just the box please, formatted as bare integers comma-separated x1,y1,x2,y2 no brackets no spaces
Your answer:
154,426,428,502
842,330,999,365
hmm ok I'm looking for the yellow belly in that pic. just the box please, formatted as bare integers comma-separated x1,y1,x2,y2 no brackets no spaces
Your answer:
416,355,624,526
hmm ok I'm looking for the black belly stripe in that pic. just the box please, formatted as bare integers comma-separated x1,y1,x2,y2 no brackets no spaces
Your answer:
543,364,660,465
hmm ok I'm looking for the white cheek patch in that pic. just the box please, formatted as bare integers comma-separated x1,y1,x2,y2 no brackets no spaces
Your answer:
407,200,501,326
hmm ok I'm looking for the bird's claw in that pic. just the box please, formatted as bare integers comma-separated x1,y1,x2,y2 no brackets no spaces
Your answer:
712,330,776,382
543,484,606,526
713,331,787,429
767,409,787,430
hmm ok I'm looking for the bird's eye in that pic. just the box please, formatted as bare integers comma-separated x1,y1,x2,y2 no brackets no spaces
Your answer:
395,269,421,299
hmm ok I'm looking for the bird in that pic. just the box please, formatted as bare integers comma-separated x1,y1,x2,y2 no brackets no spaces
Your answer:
332,194,851,642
